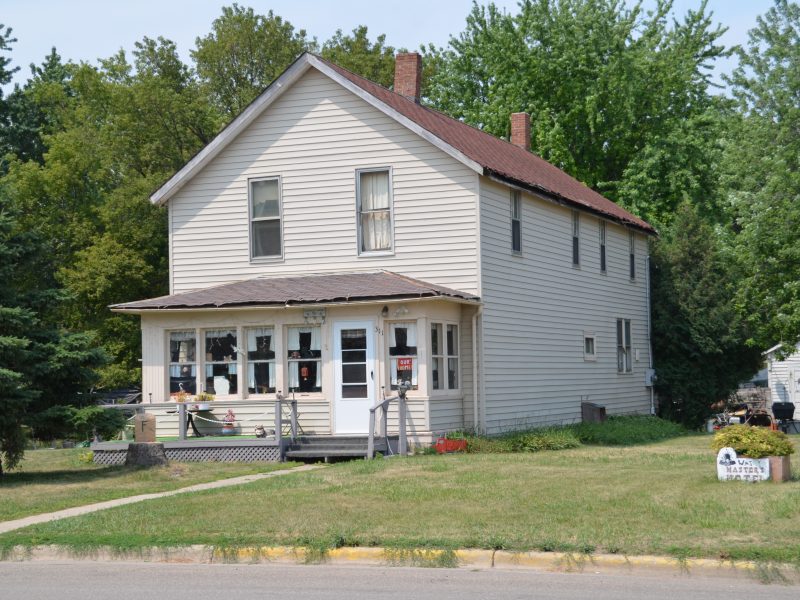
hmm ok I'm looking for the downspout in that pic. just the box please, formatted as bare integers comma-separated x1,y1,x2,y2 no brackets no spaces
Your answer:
645,254,655,415
472,304,483,432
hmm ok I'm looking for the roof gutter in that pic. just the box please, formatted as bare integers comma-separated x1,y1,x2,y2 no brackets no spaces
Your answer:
110,294,482,315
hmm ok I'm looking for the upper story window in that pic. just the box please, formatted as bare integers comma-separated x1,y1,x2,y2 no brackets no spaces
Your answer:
357,168,393,253
599,220,607,273
572,210,580,266
511,190,522,253
250,177,282,259
629,231,636,280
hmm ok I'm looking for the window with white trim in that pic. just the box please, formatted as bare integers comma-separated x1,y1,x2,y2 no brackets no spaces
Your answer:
205,329,238,395
572,210,580,265
357,169,392,253
616,319,632,373
629,231,636,279
246,327,275,394
431,322,459,390
287,326,321,393
511,190,522,253
169,330,196,396
599,220,607,273
389,322,418,390
250,178,282,258
584,332,597,361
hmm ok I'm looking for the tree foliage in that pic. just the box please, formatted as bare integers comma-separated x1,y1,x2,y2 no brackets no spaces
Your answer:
321,26,398,87
723,0,800,350
192,4,315,116
652,203,761,427
426,0,728,225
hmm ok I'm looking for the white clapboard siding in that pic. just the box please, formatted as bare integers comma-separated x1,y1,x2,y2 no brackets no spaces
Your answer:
767,345,800,419
169,68,479,295
479,178,652,433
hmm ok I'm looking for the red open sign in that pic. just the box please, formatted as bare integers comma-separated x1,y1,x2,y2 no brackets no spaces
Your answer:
397,357,413,370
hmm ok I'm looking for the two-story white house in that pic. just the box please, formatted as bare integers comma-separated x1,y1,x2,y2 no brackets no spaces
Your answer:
113,52,656,440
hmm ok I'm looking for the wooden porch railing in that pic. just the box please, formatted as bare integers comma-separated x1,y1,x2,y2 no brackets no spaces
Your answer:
367,382,410,459
275,393,298,447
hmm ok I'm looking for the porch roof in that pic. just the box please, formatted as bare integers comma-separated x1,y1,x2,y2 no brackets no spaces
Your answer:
110,271,479,311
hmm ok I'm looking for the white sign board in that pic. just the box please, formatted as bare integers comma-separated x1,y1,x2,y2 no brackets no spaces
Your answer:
716,447,770,482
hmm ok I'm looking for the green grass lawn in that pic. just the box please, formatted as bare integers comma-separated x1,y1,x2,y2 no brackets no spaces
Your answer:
0,449,296,522
1,435,798,565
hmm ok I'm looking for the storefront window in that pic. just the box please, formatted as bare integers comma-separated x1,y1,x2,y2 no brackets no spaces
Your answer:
288,326,322,392
205,329,238,395
169,330,196,396
246,327,275,394
390,322,418,390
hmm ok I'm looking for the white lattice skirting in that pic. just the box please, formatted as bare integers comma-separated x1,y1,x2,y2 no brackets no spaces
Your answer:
92,443,282,465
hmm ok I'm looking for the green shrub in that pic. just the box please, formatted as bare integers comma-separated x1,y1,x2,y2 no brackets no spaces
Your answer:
711,425,795,458
570,415,687,446
507,429,581,452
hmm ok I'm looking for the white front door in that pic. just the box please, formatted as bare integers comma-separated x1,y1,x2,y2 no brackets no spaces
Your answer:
333,321,375,434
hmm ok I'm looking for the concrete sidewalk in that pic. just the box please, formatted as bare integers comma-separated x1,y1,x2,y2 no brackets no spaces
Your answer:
0,464,322,535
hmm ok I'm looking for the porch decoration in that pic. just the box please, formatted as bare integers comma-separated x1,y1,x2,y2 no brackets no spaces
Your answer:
191,392,215,412
712,425,794,482
222,409,237,435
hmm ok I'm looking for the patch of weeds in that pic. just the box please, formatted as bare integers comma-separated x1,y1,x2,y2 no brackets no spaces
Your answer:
753,561,790,585
296,531,359,565
571,416,688,446
383,547,459,568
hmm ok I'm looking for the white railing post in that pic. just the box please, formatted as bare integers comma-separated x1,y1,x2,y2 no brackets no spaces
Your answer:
398,389,408,456
178,402,187,440
367,408,376,459
290,400,298,441
274,399,282,444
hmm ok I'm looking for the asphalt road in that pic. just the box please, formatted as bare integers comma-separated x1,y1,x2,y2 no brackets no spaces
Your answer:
1,562,798,600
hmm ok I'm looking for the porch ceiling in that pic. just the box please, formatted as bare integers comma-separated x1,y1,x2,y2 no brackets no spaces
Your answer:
110,271,479,312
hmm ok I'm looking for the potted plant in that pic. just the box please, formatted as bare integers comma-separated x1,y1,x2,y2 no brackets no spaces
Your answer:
173,390,190,403
221,409,236,435
191,392,215,411
712,425,795,482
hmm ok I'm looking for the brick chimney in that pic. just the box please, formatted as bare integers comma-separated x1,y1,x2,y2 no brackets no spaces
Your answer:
510,112,531,151
394,52,422,103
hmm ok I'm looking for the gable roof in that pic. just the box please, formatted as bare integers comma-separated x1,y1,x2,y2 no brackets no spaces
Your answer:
151,53,654,234
111,271,478,312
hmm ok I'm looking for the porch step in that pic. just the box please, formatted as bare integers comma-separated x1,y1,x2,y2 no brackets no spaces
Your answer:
284,435,395,460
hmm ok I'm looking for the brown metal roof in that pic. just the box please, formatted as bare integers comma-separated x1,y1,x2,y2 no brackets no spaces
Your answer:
319,56,655,234
111,271,478,311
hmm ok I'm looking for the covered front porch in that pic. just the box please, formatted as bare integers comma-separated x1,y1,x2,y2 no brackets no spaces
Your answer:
109,271,481,459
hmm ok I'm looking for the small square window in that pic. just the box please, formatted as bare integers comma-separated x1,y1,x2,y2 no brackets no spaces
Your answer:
584,333,597,361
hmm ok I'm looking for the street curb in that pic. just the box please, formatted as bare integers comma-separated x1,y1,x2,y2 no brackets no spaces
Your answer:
1,545,796,581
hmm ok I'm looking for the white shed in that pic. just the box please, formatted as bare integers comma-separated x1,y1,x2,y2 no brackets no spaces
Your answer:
765,342,800,420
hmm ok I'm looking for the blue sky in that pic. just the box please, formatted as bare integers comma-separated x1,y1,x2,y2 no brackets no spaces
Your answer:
2,1,773,91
